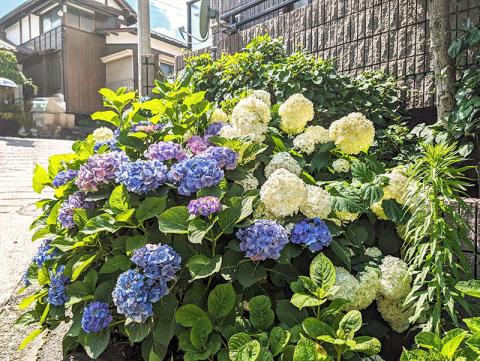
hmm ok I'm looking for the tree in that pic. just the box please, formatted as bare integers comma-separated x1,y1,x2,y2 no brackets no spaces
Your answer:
0,50,34,89
429,0,456,123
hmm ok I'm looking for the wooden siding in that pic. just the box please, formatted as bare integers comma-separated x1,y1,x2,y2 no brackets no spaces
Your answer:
63,26,106,114
22,52,63,97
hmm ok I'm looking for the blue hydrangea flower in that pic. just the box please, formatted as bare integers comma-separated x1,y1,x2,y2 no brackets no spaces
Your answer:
115,159,168,194
205,122,223,137
22,271,31,287
144,141,187,162
52,170,78,187
188,196,222,217
94,138,119,152
131,244,181,282
32,239,58,266
290,218,332,252
200,146,239,170
58,192,94,229
81,301,113,333
168,157,224,196
47,266,69,306
147,279,169,303
112,270,154,323
236,220,289,261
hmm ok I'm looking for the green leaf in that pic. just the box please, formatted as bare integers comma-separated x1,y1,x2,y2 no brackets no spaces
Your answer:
125,319,153,343
309,253,335,292
18,328,44,350
276,300,308,328
235,340,261,361
82,213,121,234
270,327,290,356
466,336,480,354
190,319,213,350
415,332,441,351
91,110,120,126
136,197,167,222
302,318,335,339
351,336,381,355
249,295,274,330
184,91,206,106
157,206,189,234
109,185,129,213
381,199,405,223
186,255,222,281
456,280,480,298
188,217,214,244
360,184,383,205
152,294,178,346
99,255,131,274
337,310,362,340
464,318,480,335
207,283,235,320
71,254,96,281
175,304,209,327
32,164,50,193
229,333,253,360
126,235,148,255
84,329,110,359
293,336,326,361
440,329,467,358
290,293,324,310
237,262,267,288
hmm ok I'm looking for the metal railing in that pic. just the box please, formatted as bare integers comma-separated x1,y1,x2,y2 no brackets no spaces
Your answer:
21,26,62,54
106,78,135,91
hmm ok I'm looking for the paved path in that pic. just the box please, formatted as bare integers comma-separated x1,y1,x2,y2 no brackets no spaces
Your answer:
0,137,73,361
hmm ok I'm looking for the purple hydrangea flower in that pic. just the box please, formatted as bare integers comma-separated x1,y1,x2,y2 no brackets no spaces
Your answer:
186,135,210,155
144,141,187,162
81,301,113,333
94,138,119,152
200,146,238,170
236,220,289,261
58,192,94,229
131,121,162,133
290,218,332,252
32,239,58,266
188,196,222,217
47,265,69,306
76,151,128,192
131,244,181,282
205,122,223,137
112,270,154,323
115,159,168,194
52,170,78,187
168,157,224,196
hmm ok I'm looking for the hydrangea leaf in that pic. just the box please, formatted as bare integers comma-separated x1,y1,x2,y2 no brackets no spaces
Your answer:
157,206,189,234
152,294,178,346
302,318,335,339
234,340,261,361
91,110,120,127
18,328,44,350
293,336,327,361
351,336,381,355
136,197,167,222
32,164,50,193
290,293,324,310
456,280,480,298
337,310,362,340
99,255,131,274
71,254,96,281
175,304,209,327
84,328,110,359
207,283,236,320
237,262,267,288
125,318,153,343
309,253,335,292
186,255,222,281
190,318,213,351
249,295,274,330
109,185,130,213
269,327,291,356
82,213,122,234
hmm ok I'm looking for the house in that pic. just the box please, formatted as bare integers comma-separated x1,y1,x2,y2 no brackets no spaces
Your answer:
0,0,186,124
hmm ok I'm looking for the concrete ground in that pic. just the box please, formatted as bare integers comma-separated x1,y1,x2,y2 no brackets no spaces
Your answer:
0,137,73,361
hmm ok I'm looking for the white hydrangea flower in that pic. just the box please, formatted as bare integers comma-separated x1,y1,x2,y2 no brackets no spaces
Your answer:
219,124,240,138
332,159,351,173
300,185,333,219
329,267,360,304
365,247,382,258
278,94,314,135
251,89,271,107
335,210,359,223
377,295,413,333
92,127,114,142
383,172,408,205
328,113,375,154
235,173,259,191
229,95,271,141
379,256,412,299
293,126,330,154
347,267,380,311
264,152,302,178
260,169,307,218
371,201,388,220
252,202,279,220
209,108,228,124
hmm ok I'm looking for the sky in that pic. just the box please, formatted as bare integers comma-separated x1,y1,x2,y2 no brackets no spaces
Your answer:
0,0,189,41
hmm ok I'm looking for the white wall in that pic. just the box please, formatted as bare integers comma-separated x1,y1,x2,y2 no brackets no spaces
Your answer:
106,32,184,57
21,16,30,42
31,15,40,38
108,0,122,10
106,55,134,83
5,22,20,45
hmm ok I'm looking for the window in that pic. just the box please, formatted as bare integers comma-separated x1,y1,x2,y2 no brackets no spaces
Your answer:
159,62,174,76
42,10,61,32
66,8,95,32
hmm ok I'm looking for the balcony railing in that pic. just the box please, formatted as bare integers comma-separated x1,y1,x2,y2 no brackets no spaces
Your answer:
106,78,135,91
21,27,62,54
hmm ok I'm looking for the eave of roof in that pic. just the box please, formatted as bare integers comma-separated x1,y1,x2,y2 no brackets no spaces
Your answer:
0,38,17,51
98,27,188,48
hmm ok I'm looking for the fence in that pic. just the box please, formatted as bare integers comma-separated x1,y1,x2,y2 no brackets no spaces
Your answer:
176,0,480,110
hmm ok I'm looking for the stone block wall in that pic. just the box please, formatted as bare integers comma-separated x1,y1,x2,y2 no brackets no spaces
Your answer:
176,0,480,110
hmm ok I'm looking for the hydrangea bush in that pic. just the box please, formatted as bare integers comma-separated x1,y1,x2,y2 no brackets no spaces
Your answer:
21,82,416,360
